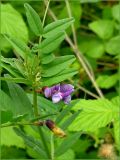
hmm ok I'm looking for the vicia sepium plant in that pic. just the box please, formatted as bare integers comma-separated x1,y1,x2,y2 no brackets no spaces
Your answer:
0,3,81,160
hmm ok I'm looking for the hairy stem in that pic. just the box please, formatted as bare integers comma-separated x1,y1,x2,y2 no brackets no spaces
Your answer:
33,88,39,117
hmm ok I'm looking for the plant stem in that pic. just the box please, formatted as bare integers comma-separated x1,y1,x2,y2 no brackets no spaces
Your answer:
50,133,54,160
65,0,77,46
33,88,39,117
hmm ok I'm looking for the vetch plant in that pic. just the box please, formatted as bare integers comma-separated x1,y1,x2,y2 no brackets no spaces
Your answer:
0,1,119,159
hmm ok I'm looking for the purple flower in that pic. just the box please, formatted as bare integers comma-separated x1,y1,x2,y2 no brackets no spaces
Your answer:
44,84,74,104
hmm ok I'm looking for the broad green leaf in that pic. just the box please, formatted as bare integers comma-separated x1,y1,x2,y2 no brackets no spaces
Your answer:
24,3,43,36
1,3,28,52
1,146,27,159
6,81,33,118
96,74,118,89
42,55,76,77
60,110,81,130
112,4,120,22
56,149,75,160
41,69,77,86
106,36,120,55
69,99,115,131
114,120,120,150
43,18,74,37
0,90,14,111
1,110,13,124
4,34,30,59
55,132,81,156
55,103,77,124
41,54,55,64
1,127,25,148
89,20,114,39
38,32,65,54
14,127,47,158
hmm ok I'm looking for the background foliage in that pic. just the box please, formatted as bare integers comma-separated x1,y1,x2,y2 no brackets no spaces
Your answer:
0,0,119,159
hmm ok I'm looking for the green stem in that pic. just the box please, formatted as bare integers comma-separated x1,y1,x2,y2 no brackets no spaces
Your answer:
51,133,54,160
33,88,39,117
1,122,35,128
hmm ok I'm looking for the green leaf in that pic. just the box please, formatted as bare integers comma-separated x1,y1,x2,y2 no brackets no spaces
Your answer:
1,127,25,148
42,55,76,77
56,149,75,160
41,54,55,64
14,127,47,158
55,132,81,156
60,110,82,130
41,69,77,86
6,81,33,118
28,94,59,114
96,74,118,89
1,4,28,43
43,18,74,37
106,36,120,55
89,20,114,39
0,77,30,84
1,110,13,124
69,99,115,131
38,32,65,54
113,120,120,150
24,3,43,36
112,4,120,22
4,34,30,59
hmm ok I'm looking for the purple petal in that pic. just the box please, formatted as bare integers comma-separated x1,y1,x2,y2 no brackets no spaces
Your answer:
44,87,52,98
51,84,60,94
63,95,71,104
60,84,74,98
52,92,62,103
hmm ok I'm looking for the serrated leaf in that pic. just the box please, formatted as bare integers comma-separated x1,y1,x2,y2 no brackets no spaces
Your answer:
113,120,120,150
96,74,118,89
4,34,30,59
24,3,43,36
43,17,74,37
69,99,115,131
56,149,75,160
42,55,76,77
1,127,25,148
106,36,120,55
38,32,65,54
112,4,120,22
60,110,82,130
55,132,81,156
89,20,114,39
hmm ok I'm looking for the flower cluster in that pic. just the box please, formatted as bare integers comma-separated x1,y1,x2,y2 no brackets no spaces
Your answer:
44,84,74,104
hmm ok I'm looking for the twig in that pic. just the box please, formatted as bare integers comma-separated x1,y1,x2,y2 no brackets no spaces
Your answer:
69,79,99,99
44,0,104,98
65,0,77,46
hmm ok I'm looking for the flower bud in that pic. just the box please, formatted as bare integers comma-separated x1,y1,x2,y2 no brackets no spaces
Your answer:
45,120,66,138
